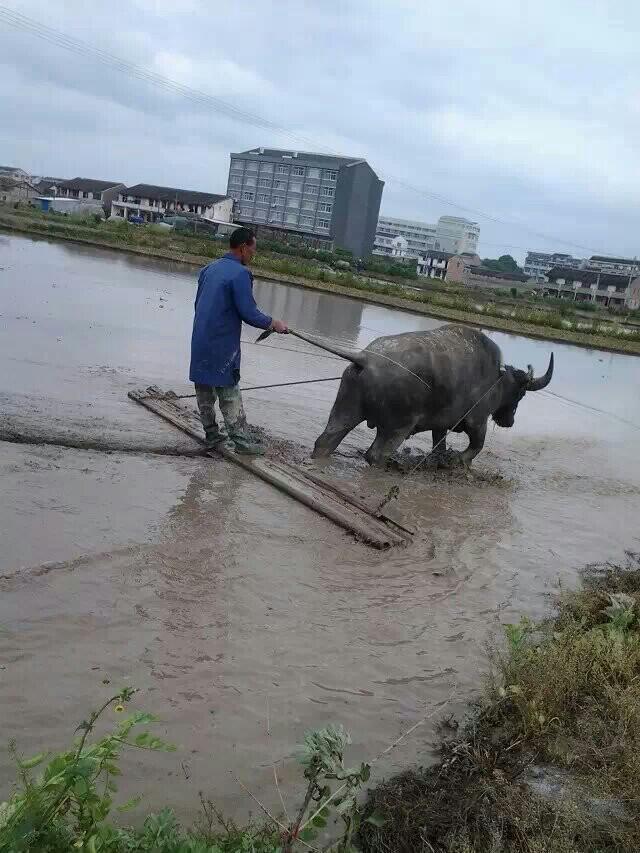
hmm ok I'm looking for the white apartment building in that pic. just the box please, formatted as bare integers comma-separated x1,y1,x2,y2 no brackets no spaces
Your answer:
374,216,437,258
374,215,479,259
436,216,480,255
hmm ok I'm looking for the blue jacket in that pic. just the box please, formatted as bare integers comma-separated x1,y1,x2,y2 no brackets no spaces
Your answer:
189,254,272,386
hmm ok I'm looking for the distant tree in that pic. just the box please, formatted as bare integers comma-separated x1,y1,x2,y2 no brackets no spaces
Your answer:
482,254,522,274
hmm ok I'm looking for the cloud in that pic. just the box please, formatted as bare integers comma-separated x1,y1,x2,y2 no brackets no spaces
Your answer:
1,0,639,260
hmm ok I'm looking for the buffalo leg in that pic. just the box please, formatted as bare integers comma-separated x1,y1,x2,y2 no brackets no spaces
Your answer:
312,419,362,458
312,371,363,458
431,428,447,460
365,424,414,467
458,421,487,466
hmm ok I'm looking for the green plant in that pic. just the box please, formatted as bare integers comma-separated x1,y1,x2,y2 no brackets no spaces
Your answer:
279,724,385,852
0,688,176,852
0,689,385,853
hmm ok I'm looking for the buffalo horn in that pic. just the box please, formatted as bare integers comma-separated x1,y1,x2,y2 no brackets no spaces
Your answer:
526,353,554,391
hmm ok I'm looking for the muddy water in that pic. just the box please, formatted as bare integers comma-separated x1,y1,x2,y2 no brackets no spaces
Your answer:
1,232,639,823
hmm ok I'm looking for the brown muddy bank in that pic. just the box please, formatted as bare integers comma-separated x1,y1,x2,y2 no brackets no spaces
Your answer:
1,232,639,824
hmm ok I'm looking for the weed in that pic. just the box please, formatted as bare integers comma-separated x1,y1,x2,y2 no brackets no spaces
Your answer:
0,697,383,852
359,554,640,852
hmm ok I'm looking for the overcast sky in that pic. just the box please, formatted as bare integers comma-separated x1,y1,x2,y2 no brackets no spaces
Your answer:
1,0,638,261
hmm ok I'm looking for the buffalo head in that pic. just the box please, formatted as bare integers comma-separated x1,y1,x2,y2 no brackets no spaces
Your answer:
492,354,554,427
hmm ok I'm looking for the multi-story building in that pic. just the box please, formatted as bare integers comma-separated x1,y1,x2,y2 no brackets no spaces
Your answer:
543,266,636,307
58,178,125,217
374,216,437,258
446,254,531,291
0,176,40,204
227,148,384,258
416,250,454,279
436,216,480,255
523,251,583,281
0,165,29,181
585,255,640,276
111,184,233,224
374,215,479,259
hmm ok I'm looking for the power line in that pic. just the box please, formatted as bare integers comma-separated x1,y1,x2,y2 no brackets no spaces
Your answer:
0,5,602,256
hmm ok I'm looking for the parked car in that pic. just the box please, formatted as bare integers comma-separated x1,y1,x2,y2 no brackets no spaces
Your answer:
128,214,144,224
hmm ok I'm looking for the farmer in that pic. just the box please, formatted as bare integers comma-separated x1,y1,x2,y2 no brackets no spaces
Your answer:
189,226,288,454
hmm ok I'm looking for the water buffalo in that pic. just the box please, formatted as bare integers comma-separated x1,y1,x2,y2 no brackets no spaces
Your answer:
312,324,554,466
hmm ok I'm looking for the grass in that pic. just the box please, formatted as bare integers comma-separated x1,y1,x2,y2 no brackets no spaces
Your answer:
2,204,640,355
358,554,640,853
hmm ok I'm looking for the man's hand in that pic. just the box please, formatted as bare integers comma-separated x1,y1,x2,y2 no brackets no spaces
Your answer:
271,319,288,334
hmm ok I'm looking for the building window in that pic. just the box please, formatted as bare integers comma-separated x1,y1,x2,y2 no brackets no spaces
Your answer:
307,167,320,179
240,207,252,217
95,192,102,200
274,180,286,189
318,202,332,213
242,191,255,201
277,165,289,174
317,218,330,229
230,159,244,171
244,176,257,188
257,193,269,203
292,166,305,177
258,178,271,187
272,196,284,206
300,215,313,226
286,197,300,208
246,160,258,172
285,213,297,224
289,182,302,193
321,186,334,197
302,200,315,211
304,185,318,195
269,212,283,222
324,170,337,181
260,163,274,174
254,209,266,220
230,175,241,184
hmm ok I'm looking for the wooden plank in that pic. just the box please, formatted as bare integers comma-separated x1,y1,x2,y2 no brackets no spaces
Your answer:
299,467,416,537
128,388,410,549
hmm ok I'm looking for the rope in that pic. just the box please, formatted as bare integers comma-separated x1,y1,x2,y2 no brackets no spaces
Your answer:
540,389,640,432
281,328,433,392
403,374,506,476
172,375,343,399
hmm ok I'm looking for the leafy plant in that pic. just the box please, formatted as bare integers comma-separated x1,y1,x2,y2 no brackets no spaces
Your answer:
0,688,176,852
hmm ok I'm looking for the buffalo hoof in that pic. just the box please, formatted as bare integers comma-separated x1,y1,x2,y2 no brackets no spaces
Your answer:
434,449,466,470
311,445,330,459
364,450,385,467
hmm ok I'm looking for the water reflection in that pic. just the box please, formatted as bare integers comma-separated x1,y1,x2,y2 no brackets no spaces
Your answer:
3,231,639,433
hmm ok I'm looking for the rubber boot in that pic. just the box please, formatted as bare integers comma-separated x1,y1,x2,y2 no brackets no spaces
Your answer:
204,427,233,452
228,429,266,456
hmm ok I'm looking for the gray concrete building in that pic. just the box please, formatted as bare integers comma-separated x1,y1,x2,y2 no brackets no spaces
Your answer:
227,148,384,257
